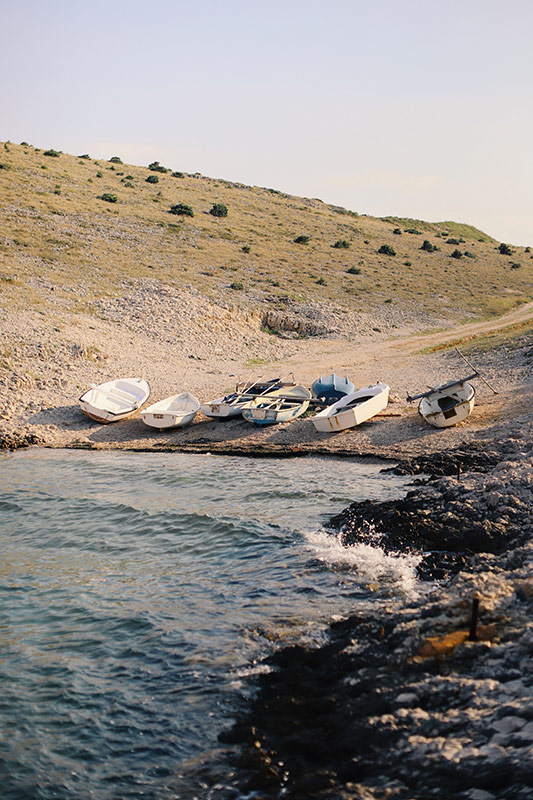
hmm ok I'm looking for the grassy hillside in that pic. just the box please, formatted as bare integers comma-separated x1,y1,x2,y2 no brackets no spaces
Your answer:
1,140,532,323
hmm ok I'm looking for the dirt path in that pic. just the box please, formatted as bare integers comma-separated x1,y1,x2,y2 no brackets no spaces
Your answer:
258,301,533,391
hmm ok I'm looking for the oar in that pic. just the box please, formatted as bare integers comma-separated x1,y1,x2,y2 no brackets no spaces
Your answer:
455,348,499,394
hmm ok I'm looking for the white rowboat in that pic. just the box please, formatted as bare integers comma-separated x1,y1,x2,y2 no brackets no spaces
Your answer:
79,378,150,423
141,392,200,430
241,384,311,425
311,382,389,432
407,349,498,429
416,379,476,428
201,377,295,419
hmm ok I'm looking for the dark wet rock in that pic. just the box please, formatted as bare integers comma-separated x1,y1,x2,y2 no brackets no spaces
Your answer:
327,488,524,582
217,603,533,799
328,434,533,582
0,431,44,450
388,442,503,477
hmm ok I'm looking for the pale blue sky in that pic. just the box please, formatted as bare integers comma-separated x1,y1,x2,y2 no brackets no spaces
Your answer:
2,0,532,244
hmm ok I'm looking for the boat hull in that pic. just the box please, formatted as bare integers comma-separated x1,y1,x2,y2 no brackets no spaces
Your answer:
311,373,354,402
79,378,150,424
200,398,246,418
142,392,200,429
311,383,389,432
241,385,311,426
201,378,295,419
418,383,475,428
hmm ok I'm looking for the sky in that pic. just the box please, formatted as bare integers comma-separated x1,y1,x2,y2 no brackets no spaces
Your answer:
2,0,532,244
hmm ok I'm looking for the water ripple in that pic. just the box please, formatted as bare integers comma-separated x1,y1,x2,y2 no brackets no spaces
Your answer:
0,450,417,799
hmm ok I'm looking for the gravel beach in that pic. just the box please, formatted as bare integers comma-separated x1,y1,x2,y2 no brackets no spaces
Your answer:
1,282,532,799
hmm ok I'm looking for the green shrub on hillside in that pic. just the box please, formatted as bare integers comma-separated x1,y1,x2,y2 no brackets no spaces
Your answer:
510,263,521,269
169,203,194,217
230,281,244,290
405,228,421,235
498,243,513,255
209,203,228,217
378,244,396,256
421,240,438,253
241,245,251,253
316,277,327,285
172,171,184,178
99,193,118,203
148,161,169,173
79,153,90,159
346,266,361,274
393,228,402,235
44,149,61,157
109,156,123,164
294,235,310,244
146,175,159,184
333,239,350,249
450,249,463,259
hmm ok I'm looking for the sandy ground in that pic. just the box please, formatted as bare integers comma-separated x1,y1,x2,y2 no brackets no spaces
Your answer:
0,289,531,459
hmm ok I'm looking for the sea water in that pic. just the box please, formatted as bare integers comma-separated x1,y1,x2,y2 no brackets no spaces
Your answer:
0,450,418,799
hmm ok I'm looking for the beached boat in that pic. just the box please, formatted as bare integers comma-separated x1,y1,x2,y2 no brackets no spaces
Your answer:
201,377,295,419
407,350,498,429
311,382,389,432
79,378,150,423
311,373,355,403
409,377,476,428
141,392,200,430
241,384,311,426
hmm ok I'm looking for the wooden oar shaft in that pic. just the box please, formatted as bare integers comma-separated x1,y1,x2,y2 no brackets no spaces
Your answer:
455,348,499,394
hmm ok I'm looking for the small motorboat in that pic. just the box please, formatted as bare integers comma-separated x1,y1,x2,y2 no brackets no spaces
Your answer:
79,378,150,423
408,377,476,428
141,392,200,430
311,373,355,403
201,376,295,419
311,382,389,432
241,384,311,425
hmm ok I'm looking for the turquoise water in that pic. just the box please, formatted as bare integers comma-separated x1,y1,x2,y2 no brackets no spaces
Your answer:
0,450,417,799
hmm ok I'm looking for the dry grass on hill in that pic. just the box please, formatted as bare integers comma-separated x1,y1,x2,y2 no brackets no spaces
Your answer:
0,139,532,326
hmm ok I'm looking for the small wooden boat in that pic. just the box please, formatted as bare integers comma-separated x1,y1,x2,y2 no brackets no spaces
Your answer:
79,378,150,423
141,392,200,430
311,382,389,432
408,377,476,428
311,373,355,403
201,376,295,419
241,384,311,426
